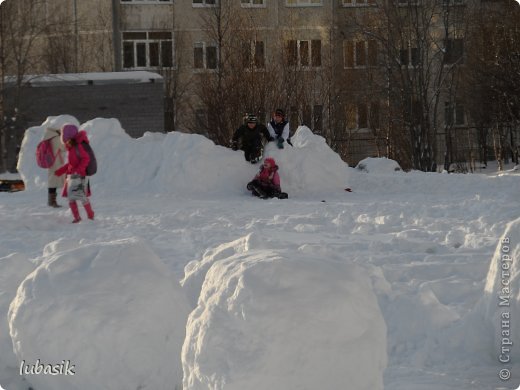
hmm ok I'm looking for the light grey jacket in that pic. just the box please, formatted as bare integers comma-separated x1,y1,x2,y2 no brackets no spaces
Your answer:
42,127,65,189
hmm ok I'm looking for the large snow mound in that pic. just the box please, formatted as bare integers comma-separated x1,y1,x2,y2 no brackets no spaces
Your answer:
181,233,387,390
18,117,351,198
8,238,190,390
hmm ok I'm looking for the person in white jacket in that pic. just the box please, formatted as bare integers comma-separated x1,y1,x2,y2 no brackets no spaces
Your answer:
267,108,291,149
42,127,66,207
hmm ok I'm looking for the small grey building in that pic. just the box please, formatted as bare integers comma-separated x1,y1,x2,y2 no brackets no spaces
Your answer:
3,71,164,171
6,71,165,137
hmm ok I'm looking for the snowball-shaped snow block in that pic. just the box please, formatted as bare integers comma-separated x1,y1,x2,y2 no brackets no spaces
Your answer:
18,115,80,191
182,253,387,390
8,238,190,390
0,253,35,389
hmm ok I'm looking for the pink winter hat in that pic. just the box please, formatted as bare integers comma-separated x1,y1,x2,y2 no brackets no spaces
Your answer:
264,157,276,167
61,123,78,143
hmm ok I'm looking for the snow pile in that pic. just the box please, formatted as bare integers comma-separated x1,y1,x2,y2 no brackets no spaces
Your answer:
181,233,387,390
18,118,351,198
404,217,520,376
262,126,352,195
356,157,402,173
8,238,190,390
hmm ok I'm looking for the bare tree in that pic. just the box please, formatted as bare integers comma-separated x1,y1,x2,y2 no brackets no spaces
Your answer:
464,0,520,170
341,0,467,171
0,0,50,172
189,1,243,143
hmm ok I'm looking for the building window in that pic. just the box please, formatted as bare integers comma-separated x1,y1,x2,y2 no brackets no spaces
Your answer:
341,0,376,6
288,105,324,133
344,40,378,68
121,0,172,3
442,0,465,6
444,39,464,65
313,105,323,134
287,40,322,68
397,0,420,6
286,0,322,6
241,0,266,6
122,31,173,69
194,42,218,70
243,41,265,69
445,101,465,126
399,46,420,67
346,102,380,129
193,0,217,6
195,109,208,131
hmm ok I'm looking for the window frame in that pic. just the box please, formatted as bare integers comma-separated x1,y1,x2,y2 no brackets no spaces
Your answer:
193,42,219,71
121,0,172,3
399,46,420,67
346,101,380,130
192,0,218,7
344,39,378,68
444,38,464,65
287,39,322,68
122,31,174,70
286,0,323,7
240,0,266,7
442,0,465,6
444,101,466,127
242,40,266,70
341,0,376,7
397,0,420,6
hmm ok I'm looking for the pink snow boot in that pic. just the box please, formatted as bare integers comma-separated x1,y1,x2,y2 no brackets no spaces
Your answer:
69,201,81,223
84,202,95,220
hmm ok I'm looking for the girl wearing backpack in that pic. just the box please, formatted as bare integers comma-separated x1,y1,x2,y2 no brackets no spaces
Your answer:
55,124,95,223
41,127,66,207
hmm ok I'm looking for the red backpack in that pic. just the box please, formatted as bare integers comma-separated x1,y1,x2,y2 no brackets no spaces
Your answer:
36,137,58,168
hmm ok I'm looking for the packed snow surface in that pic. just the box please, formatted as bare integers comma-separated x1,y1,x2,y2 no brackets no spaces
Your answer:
0,116,519,390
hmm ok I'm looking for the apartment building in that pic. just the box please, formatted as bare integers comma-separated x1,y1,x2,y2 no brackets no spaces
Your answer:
2,0,518,169
112,0,494,168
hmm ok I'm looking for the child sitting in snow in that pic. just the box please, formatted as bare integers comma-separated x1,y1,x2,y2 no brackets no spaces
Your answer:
55,124,95,223
246,157,288,199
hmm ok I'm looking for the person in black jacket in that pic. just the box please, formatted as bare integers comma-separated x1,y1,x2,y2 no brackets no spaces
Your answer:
231,114,271,163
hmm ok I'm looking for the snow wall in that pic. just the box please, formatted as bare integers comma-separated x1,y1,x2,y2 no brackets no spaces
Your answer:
18,116,518,200
17,116,350,198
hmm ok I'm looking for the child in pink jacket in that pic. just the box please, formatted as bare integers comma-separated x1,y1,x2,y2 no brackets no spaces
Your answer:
246,157,288,199
55,124,95,223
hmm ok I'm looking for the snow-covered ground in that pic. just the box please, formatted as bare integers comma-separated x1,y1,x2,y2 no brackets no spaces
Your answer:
0,116,519,390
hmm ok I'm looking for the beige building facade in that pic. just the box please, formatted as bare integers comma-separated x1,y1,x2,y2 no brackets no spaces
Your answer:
2,0,518,169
